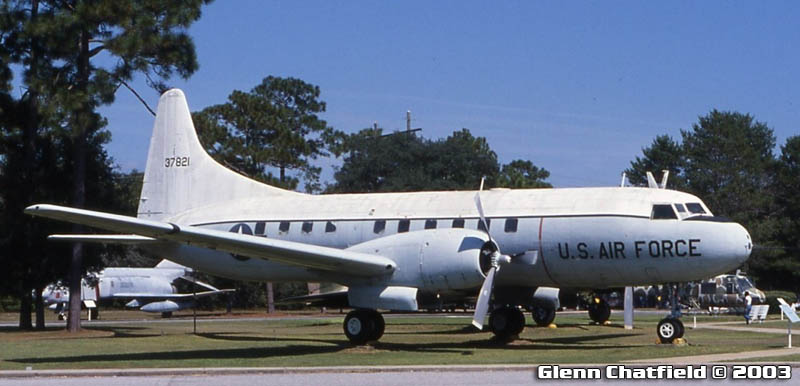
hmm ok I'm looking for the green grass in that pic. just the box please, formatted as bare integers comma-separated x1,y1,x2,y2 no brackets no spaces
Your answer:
0,313,791,370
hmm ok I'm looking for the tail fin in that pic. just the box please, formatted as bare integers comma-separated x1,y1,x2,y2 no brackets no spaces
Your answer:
137,89,298,221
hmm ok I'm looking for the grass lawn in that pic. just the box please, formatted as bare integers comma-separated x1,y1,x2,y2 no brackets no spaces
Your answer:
0,312,790,370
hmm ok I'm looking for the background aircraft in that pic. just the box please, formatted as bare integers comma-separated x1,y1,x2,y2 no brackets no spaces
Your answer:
42,259,233,318
27,89,752,345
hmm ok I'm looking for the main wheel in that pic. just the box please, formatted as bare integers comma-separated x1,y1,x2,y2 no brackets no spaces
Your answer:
368,310,385,341
657,318,681,343
344,309,380,345
489,306,525,340
588,297,611,324
531,306,556,327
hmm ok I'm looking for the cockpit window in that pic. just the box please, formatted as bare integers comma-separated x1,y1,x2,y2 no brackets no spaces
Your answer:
651,204,678,220
736,277,754,292
686,203,706,214
674,203,687,213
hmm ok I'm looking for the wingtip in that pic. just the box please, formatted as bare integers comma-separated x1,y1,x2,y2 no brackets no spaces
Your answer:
471,320,484,330
24,204,42,214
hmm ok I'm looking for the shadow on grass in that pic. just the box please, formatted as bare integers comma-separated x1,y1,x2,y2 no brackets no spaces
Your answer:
86,326,164,339
7,344,345,365
8,329,645,365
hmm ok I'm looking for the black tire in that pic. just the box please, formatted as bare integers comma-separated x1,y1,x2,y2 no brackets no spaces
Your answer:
657,318,680,343
489,306,525,340
368,310,385,341
161,312,173,318
588,299,611,324
674,318,685,339
344,309,377,345
531,306,556,327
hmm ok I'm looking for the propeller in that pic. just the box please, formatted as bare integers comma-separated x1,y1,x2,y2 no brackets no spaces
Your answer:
471,188,511,329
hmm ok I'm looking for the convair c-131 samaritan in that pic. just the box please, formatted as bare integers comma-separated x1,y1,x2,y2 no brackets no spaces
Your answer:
26,89,752,344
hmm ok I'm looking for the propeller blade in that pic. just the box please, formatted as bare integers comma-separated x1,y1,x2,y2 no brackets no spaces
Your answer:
472,265,497,329
473,192,492,243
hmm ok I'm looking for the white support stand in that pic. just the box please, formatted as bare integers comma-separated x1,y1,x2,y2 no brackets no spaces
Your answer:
624,286,633,330
778,298,799,348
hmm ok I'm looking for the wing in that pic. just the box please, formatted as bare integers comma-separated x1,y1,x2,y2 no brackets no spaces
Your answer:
25,204,396,277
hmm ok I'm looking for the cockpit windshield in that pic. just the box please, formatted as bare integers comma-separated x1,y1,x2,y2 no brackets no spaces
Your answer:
686,203,706,214
736,277,754,292
651,204,678,220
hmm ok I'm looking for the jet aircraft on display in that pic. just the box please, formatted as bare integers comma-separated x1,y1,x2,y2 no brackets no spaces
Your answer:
42,259,233,318
26,89,752,344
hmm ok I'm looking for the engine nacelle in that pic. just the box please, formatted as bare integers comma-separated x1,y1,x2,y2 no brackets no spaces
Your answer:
347,228,491,293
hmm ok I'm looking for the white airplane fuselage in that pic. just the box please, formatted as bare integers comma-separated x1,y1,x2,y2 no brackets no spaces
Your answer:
146,186,752,295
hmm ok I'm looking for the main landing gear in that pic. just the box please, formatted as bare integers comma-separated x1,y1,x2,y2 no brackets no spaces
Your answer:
531,305,556,327
343,309,385,345
587,296,611,324
488,306,526,340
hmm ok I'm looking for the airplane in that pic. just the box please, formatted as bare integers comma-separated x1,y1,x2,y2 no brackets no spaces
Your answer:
25,89,752,344
42,259,234,318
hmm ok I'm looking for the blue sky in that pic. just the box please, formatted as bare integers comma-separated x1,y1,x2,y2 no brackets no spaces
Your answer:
98,1,800,188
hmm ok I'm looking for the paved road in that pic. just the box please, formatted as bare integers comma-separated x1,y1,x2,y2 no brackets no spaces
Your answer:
2,366,799,386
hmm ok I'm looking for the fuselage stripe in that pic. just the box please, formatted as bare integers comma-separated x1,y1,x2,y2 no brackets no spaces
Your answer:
538,217,559,287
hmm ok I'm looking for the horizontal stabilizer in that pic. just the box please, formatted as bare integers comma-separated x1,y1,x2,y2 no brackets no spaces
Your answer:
278,290,349,306
26,204,396,276
48,234,158,244
178,276,222,292
112,289,235,300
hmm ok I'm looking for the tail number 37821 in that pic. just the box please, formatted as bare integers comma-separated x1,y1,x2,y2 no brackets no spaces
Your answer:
165,156,190,168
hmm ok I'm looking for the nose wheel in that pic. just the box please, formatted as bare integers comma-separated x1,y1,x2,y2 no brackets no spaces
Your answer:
344,309,385,345
656,317,685,343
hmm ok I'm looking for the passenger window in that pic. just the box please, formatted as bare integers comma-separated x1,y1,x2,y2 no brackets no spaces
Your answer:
425,219,437,229
452,218,465,228
674,203,686,213
651,204,678,220
398,219,410,233
504,218,518,233
325,221,336,233
373,220,386,234
478,218,491,232
254,221,266,236
686,203,706,214
279,221,290,233
301,222,313,234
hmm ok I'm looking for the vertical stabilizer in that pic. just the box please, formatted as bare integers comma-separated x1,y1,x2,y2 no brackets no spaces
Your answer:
137,89,298,221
